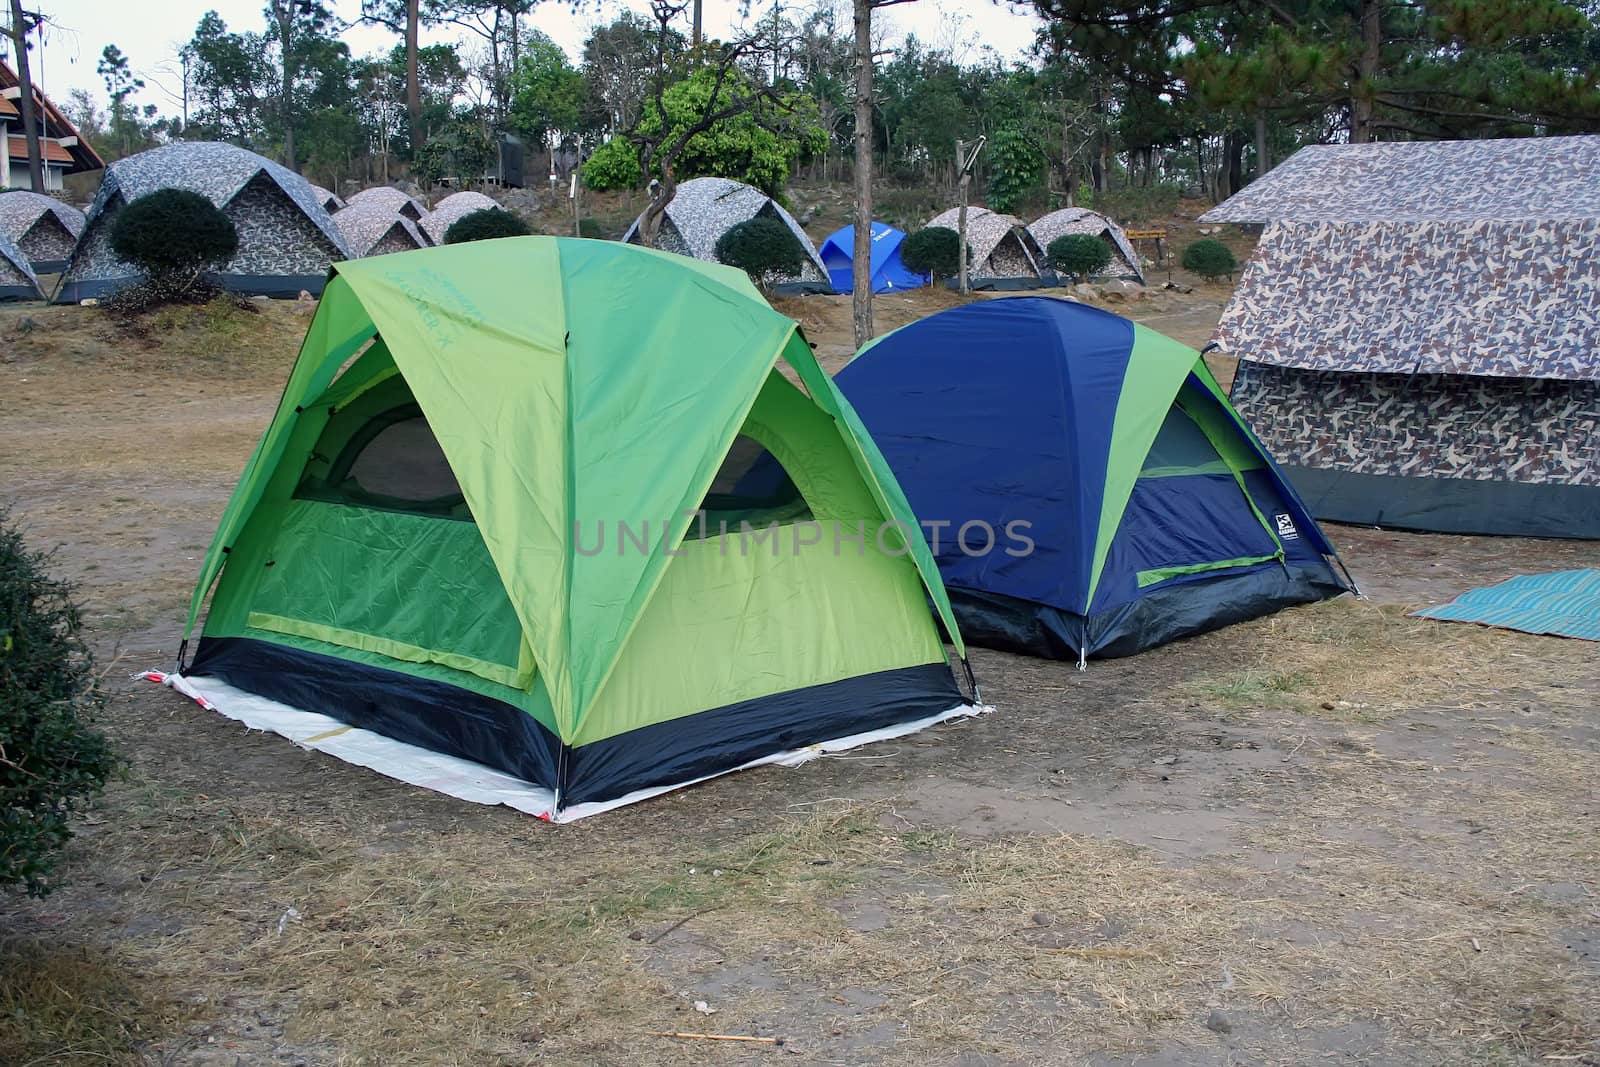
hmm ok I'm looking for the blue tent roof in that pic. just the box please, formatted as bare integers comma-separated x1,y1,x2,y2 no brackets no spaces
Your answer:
834,298,1347,657
818,222,928,294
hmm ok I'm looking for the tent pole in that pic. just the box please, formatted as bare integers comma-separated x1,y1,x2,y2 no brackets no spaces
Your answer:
1333,554,1364,598
960,656,981,705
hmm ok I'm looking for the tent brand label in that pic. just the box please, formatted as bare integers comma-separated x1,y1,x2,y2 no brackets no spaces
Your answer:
1275,514,1300,541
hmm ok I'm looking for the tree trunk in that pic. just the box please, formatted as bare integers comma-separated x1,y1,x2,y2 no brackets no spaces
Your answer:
1225,129,1243,197
850,0,874,348
1254,112,1270,178
272,0,298,171
9,0,44,193
406,0,422,155
639,167,675,245
1351,0,1381,143
692,0,703,48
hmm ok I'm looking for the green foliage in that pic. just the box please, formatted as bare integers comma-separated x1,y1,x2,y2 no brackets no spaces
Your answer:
510,30,590,147
987,123,1047,215
577,216,605,239
594,68,828,194
583,136,643,191
110,189,239,298
1182,238,1238,280
443,207,532,244
412,114,496,187
0,512,117,897
900,226,970,281
713,216,806,288
1047,234,1112,281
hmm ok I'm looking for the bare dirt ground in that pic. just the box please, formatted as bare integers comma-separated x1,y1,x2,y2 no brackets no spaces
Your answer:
1,290,1597,1067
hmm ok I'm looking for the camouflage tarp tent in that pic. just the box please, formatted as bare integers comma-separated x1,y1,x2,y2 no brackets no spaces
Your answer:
0,190,85,273
421,190,499,244
622,177,828,290
926,207,1048,289
1028,207,1143,283
343,186,428,221
56,142,352,302
333,200,432,257
1203,136,1600,539
309,184,345,212
0,226,43,300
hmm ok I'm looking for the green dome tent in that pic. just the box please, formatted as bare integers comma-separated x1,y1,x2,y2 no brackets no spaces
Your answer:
156,237,976,820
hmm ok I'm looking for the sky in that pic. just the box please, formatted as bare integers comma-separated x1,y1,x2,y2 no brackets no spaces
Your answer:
8,0,1043,116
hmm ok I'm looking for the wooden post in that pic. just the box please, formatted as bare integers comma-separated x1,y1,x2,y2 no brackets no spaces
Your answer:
8,0,44,193
956,138,970,295
850,0,874,347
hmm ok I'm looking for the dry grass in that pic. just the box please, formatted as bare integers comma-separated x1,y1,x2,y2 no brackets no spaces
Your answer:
1183,597,1585,720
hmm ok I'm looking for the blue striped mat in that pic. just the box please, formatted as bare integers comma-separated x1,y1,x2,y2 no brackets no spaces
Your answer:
1413,569,1600,641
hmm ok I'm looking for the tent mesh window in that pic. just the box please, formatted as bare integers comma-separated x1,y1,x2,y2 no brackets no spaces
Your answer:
301,405,469,516
689,434,812,536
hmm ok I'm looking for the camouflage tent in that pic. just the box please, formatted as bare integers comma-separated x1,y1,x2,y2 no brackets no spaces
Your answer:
422,190,498,244
344,186,428,221
1202,136,1600,539
1028,207,1143,283
621,177,827,289
0,226,42,300
926,207,1047,289
309,184,345,212
333,200,432,257
0,190,84,273
55,141,352,303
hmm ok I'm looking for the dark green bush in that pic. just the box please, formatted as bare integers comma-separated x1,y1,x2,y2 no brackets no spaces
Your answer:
109,189,238,299
713,216,805,288
577,216,605,239
900,226,971,281
1047,234,1113,281
1182,238,1238,280
0,511,117,897
443,207,531,244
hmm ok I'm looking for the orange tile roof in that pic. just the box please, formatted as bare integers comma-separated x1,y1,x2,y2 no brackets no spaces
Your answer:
7,135,75,164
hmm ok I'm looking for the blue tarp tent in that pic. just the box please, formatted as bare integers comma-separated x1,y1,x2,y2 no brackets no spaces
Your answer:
833,298,1353,661
818,222,928,293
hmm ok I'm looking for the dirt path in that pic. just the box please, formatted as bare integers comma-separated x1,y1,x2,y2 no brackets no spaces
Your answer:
1,298,1596,1066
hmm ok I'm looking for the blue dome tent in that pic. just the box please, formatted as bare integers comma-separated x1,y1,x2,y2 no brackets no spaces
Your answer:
833,298,1355,662
818,222,928,293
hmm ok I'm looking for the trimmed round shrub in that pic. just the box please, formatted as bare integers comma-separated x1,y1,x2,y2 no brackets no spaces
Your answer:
1182,238,1238,281
1047,234,1113,281
714,216,805,288
110,188,238,296
900,226,971,281
0,510,117,897
443,207,531,244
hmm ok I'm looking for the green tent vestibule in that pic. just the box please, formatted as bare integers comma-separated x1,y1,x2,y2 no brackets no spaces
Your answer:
154,237,980,821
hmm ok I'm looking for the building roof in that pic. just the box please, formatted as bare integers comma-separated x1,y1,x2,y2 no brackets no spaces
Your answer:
1212,220,1600,381
85,141,350,258
1201,136,1600,223
421,190,499,243
332,200,431,256
0,189,85,243
621,177,826,276
0,58,104,173
6,135,75,164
